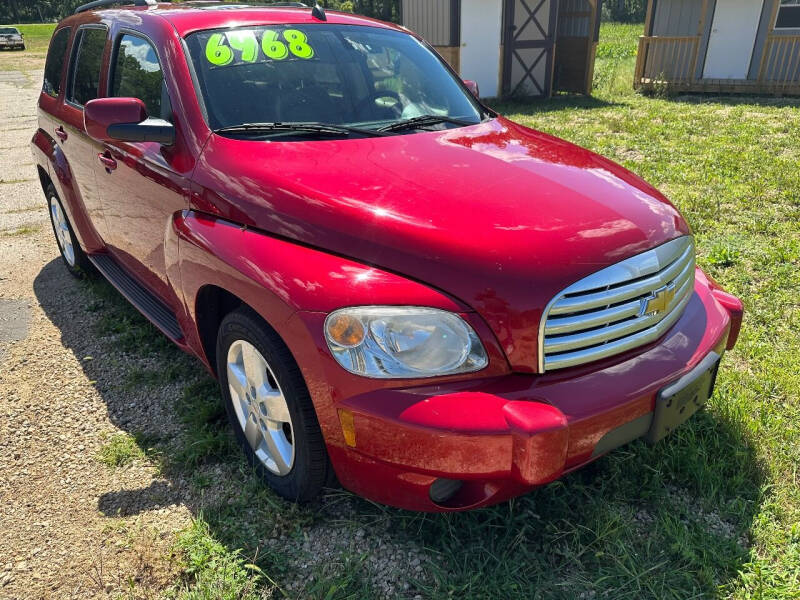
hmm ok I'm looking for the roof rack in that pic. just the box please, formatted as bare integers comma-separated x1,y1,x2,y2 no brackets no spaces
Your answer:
75,0,156,14
74,0,325,16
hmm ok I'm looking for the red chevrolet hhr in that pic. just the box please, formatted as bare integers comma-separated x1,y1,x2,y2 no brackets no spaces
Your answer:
32,0,743,511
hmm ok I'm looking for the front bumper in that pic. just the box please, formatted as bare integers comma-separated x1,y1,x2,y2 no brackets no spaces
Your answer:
298,270,743,511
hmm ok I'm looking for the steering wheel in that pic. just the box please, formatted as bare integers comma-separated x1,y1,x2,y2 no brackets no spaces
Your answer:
355,89,402,117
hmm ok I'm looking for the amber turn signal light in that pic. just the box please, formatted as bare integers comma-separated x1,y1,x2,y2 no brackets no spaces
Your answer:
338,409,357,447
326,313,365,348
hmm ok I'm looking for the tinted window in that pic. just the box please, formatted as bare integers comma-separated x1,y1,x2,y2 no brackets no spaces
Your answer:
777,0,800,28
43,27,70,98
111,34,167,119
185,25,482,133
70,28,108,106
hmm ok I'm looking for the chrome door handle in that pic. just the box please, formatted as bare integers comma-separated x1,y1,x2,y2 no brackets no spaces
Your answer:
98,152,117,172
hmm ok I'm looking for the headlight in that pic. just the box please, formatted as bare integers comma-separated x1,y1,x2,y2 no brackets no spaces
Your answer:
324,307,488,379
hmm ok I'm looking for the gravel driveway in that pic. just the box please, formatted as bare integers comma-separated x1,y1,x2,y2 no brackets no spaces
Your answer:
0,59,429,599
0,66,194,598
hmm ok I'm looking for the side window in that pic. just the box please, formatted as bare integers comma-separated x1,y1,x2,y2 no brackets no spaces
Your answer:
69,27,108,107
111,34,169,120
43,27,71,98
776,0,800,29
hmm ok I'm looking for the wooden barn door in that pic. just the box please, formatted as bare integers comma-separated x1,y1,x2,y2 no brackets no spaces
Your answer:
553,0,600,94
502,0,559,97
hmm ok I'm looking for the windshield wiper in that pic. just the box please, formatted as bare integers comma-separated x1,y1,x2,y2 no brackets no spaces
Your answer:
213,122,387,138
377,115,475,133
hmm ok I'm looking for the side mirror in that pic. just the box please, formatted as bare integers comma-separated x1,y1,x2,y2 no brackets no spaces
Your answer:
463,79,480,98
85,97,175,145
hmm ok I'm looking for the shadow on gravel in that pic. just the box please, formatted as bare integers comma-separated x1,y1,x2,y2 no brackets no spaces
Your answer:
33,257,765,599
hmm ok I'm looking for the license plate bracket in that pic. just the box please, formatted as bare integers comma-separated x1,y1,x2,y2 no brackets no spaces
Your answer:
646,351,721,443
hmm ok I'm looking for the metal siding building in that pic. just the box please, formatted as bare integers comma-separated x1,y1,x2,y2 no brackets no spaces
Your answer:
400,0,602,98
635,0,800,95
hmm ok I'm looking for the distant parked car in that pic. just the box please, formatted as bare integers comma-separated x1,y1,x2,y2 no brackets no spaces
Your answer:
0,27,25,50
32,1,744,512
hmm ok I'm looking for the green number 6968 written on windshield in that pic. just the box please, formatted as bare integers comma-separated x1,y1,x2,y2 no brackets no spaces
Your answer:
205,29,315,66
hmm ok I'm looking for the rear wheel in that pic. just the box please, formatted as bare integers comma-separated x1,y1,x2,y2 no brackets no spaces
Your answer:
46,184,91,277
216,307,330,501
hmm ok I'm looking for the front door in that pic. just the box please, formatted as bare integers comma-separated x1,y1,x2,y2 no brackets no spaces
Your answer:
96,31,188,307
460,0,504,97
703,0,764,79
503,0,559,97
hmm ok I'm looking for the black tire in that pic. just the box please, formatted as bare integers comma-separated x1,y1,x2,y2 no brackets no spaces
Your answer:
216,306,331,502
45,183,93,277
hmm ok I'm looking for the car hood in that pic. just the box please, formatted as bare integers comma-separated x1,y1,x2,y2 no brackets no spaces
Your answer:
192,117,690,371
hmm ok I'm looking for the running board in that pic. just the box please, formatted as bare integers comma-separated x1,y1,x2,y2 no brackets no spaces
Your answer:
88,253,183,341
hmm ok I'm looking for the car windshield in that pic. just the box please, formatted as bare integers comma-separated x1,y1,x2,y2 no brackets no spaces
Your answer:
185,24,485,137
0,28,19,35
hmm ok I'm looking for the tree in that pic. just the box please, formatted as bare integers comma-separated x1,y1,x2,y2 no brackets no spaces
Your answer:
602,0,647,23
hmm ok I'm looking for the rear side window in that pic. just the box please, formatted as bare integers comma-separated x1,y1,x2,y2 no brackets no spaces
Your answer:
43,27,70,98
110,34,168,119
69,27,108,106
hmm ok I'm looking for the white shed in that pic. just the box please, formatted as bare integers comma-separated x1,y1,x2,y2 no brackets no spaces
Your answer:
635,0,800,95
401,0,603,98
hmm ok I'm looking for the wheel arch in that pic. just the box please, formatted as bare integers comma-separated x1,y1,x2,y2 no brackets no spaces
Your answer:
37,164,51,194
194,284,246,376
172,211,302,377
31,127,106,253
175,210,472,374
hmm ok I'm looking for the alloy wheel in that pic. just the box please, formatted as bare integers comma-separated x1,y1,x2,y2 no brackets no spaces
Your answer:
226,339,295,475
49,195,75,267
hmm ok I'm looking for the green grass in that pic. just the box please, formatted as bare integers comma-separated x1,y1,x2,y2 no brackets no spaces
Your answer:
169,520,267,600
595,21,642,59
98,432,148,467
486,22,800,599
56,21,800,600
1,224,41,237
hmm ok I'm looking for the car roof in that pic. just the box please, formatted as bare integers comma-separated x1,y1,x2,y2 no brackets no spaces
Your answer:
63,3,404,38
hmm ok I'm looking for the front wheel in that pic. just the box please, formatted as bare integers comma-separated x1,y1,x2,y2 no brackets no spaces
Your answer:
216,307,331,502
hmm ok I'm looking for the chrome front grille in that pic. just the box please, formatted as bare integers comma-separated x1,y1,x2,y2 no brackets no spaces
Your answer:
539,236,696,371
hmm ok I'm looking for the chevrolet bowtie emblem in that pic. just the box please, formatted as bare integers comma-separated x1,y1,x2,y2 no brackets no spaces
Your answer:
641,284,676,316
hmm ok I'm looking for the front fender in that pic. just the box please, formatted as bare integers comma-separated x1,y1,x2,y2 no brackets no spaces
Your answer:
174,210,511,447
174,209,473,348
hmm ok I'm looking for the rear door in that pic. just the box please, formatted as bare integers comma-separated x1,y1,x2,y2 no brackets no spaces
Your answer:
37,25,104,249
95,29,189,306
60,25,112,244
